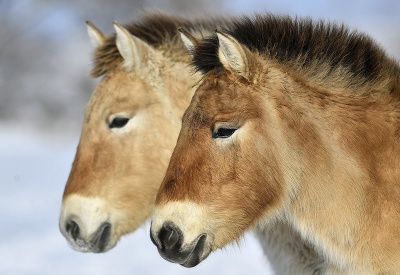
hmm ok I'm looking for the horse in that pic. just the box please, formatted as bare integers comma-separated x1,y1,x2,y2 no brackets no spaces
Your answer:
59,13,227,253
150,14,400,273
60,12,328,274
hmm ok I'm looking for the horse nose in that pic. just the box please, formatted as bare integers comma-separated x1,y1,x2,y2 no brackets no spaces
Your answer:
150,222,208,266
95,222,111,252
154,223,183,250
65,219,80,240
62,219,112,252
159,224,182,250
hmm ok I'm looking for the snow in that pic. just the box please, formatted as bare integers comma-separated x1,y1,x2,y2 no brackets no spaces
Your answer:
0,128,273,275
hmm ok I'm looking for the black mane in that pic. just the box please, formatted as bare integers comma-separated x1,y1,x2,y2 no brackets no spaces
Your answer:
91,12,228,77
123,13,227,49
192,14,399,88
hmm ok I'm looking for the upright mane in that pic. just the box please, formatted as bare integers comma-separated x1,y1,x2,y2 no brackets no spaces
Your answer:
91,12,228,77
193,14,400,93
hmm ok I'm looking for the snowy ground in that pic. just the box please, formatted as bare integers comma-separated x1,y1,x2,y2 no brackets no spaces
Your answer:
0,128,273,275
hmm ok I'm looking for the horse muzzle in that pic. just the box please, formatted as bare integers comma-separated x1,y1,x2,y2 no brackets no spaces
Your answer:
150,222,211,267
60,218,113,253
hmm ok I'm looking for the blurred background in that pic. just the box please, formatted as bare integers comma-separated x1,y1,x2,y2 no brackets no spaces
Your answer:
0,0,399,274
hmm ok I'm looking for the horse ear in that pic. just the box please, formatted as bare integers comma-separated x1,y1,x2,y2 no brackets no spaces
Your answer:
86,21,107,47
178,28,198,53
113,21,156,72
216,31,249,79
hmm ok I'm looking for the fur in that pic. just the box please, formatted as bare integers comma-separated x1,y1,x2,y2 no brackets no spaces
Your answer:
60,13,212,253
192,14,399,93
90,12,229,77
152,14,400,273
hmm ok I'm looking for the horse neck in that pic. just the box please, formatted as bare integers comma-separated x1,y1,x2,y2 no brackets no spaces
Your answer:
267,69,400,268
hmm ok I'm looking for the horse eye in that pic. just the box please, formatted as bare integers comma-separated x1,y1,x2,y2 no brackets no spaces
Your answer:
212,127,237,139
109,117,129,129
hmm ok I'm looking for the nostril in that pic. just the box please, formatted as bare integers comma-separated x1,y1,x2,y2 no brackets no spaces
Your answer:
66,220,80,240
158,224,182,250
96,223,111,252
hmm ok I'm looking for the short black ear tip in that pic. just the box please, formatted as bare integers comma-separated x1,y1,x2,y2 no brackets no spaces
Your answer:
215,29,230,39
178,28,200,48
177,27,192,38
